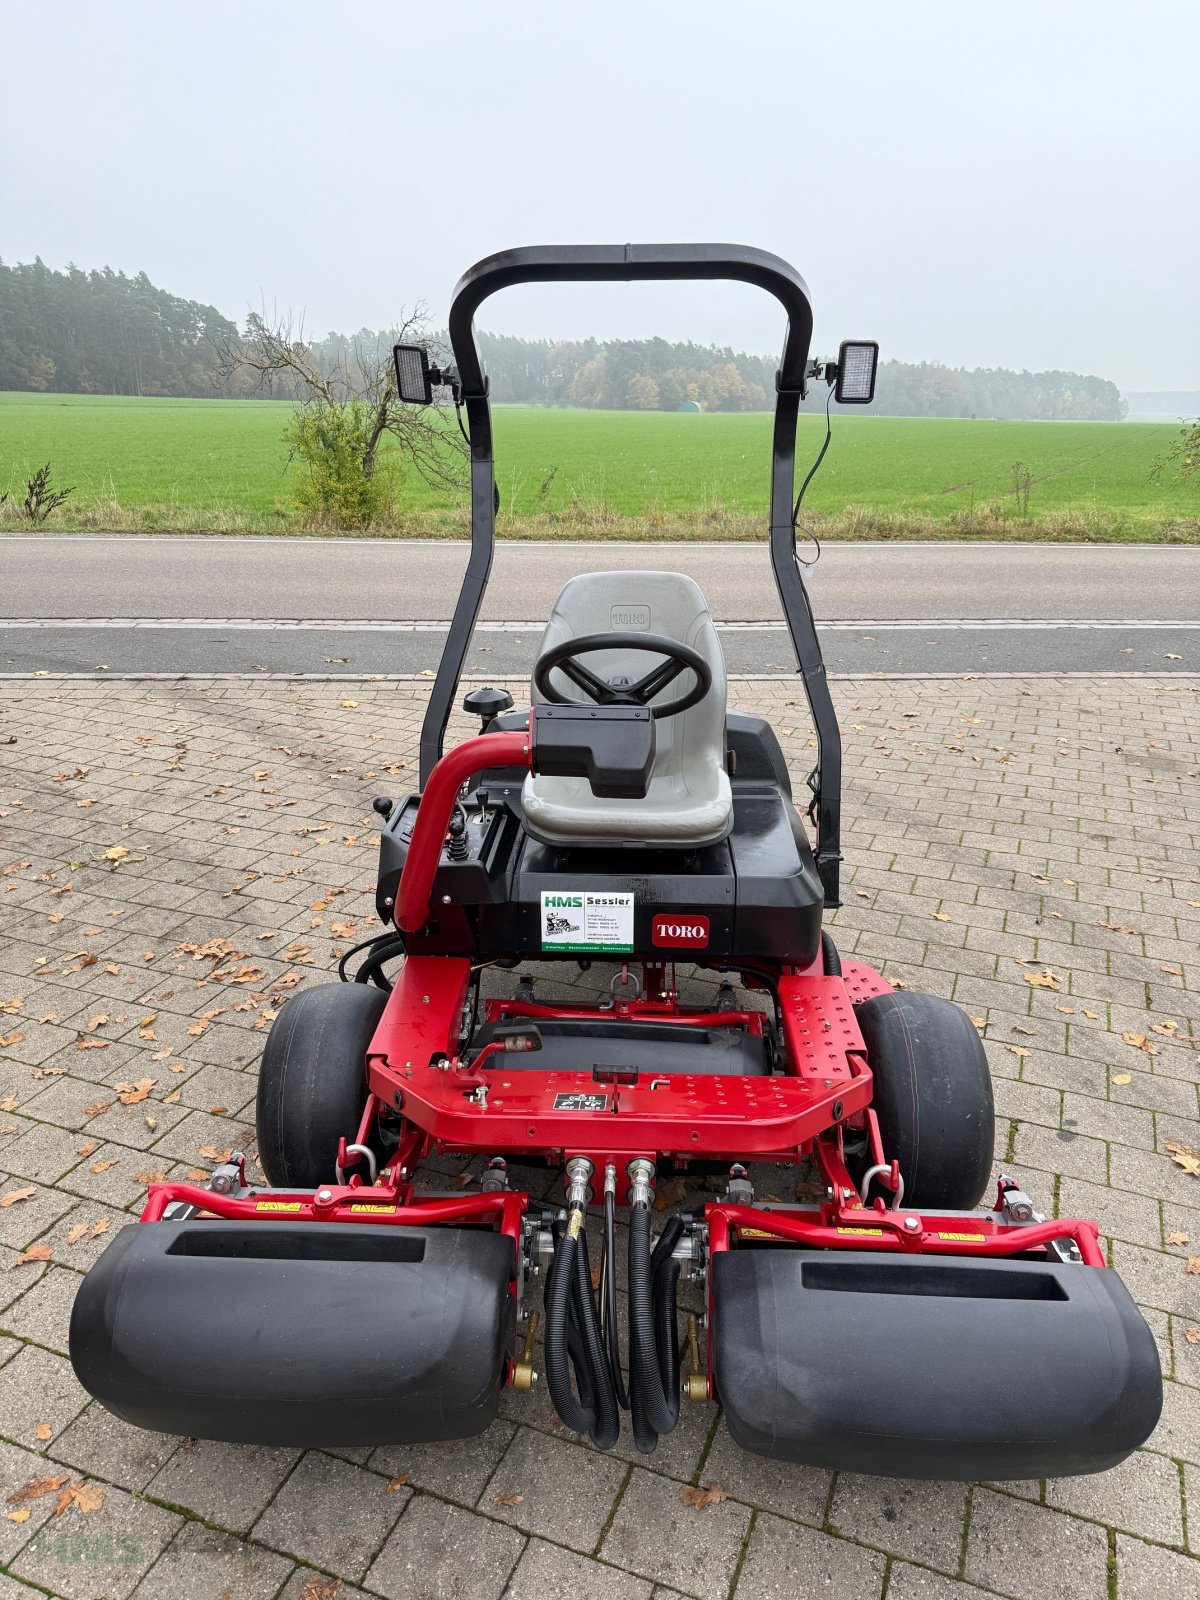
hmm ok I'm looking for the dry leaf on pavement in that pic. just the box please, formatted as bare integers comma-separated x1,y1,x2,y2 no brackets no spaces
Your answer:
680,1484,729,1509
115,1078,155,1105
14,1243,52,1266
5,1473,69,1507
1165,1140,1200,1178
1023,970,1061,991
493,1492,524,1507
0,1186,36,1209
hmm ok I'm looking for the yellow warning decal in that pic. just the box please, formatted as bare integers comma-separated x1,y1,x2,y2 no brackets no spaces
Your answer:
255,1200,302,1213
349,1203,398,1215
836,1225,885,1236
935,1231,987,1243
737,1226,784,1240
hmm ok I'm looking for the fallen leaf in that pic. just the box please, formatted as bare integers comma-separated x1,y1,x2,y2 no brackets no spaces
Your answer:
493,1492,524,1507
1165,1140,1200,1178
932,912,953,923
0,1186,37,1209
0,1031,24,1049
34,1423,51,1442
1006,1046,1030,1060
89,1159,119,1174
1187,1258,1200,1277
1122,1032,1158,1056
1160,965,1182,977
14,1243,53,1266
74,1141,99,1157
1024,970,1061,991
387,1475,411,1491
1111,1073,1132,1086
55,1479,104,1516
83,1100,112,1117
1185,1327,1200,1344
91,1217,110,1239
680,1484,729,1509
5,1507,30,1524
1165,1232,1190,1247
6,1473,69,1507
114,1077,155,1105
74,1037,109,1052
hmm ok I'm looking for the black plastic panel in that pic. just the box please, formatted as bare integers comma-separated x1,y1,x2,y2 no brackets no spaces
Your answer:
70,1221,516,1446
713,1249,1162,1479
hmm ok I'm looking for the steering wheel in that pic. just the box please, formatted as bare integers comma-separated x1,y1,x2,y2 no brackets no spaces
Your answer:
533,632,712,721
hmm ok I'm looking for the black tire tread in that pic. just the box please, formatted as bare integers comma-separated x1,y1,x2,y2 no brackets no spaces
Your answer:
854,991,995,1209
256,982,386,1187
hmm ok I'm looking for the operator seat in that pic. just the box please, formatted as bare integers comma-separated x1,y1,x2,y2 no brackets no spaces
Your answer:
522,571,733,848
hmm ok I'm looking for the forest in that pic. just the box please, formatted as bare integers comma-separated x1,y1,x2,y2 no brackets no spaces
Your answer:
0,257,1127,421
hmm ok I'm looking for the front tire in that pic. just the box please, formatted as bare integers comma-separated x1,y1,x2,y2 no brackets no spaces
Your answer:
852,991,995,1209
256,982,387,1187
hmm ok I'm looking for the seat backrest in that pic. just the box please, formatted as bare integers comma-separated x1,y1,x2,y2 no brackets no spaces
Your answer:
533,571,727,771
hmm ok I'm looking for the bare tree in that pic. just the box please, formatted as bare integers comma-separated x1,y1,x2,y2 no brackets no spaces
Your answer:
212,305,466,525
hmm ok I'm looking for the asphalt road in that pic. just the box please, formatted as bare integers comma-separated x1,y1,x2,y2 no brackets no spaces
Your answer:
1,536,1196,675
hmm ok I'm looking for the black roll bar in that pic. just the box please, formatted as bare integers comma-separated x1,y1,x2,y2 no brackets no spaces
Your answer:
419,243,842,905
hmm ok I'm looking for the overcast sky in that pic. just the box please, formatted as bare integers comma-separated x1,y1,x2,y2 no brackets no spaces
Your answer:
2,0,1195,391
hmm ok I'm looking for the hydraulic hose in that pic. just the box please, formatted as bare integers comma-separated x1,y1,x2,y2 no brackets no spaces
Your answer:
628,1206,683,1452
603,1186,630,1410
821,930,842,977
544,1209,619,1449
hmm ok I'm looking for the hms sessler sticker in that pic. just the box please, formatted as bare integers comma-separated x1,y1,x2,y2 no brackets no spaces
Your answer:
540,890,634,953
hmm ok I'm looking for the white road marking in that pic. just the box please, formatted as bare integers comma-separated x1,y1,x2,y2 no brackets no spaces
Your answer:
0,617,1195,632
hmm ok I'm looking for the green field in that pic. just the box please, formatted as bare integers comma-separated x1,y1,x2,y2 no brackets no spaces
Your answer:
1,391,1195,540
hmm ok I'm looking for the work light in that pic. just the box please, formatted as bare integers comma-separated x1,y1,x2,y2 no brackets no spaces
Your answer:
393,343,434,405
834,340,879,404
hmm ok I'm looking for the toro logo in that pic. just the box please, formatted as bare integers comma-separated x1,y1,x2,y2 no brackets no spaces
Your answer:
651,914,710,948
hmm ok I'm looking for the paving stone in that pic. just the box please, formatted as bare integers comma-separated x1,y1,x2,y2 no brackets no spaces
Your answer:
364,1494,524,1600
480,1426,626,1553
1,1122,90,1185
1114,1532,1200,1598
128,1521,292,1600
50,1402,181,1492
1113,1240,1200,1321
505,1537,653,1600
252,1451,406,1581
828,1473,967,1571
0,1264,80,1353
1045,1448,1184,1544
700,1430,831,1525
0,1180,76,1249
370,1420,515,1504
964,1487,1111,1600
0,1436,69,1566
1146,1378,1200,1466
275,1572,373,1600
886,1567,1006,1600
0,1342,87,1445
1057,1176,1161,1250
146,1437,301,1533
734,1513,886,1600
10,1478,181,1600
601,1465,751,1600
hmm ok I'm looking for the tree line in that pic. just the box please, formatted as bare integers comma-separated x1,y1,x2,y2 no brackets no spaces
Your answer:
0,258,1127,421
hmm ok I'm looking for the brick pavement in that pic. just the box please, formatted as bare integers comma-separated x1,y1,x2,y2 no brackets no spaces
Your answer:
0,672,1197,1600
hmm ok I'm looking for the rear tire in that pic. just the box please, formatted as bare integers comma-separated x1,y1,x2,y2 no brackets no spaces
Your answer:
852,991,994,1209
256,982,387,1187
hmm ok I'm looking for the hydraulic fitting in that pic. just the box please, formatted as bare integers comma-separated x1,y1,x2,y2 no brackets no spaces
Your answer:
626,1156,655,1210
565,1156,594,1212
725,1163,754,1205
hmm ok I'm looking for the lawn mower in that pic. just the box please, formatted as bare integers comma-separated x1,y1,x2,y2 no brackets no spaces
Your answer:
70,245,1162,1478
